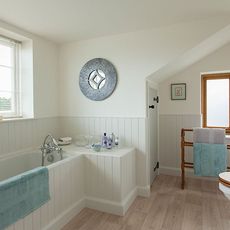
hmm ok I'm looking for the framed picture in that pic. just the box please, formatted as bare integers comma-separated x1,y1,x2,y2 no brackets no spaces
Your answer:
171,83,186,100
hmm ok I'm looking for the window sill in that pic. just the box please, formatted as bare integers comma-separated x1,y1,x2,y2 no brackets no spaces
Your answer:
0,117,34,123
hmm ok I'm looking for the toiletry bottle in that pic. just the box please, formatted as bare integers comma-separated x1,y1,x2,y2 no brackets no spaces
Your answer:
109,133,115,147
102,133,108,148
107,137,112,149
115,136,119,147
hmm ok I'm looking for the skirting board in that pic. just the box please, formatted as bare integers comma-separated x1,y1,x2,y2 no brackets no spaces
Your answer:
85,188,138,216
136,186,150,197
85,196,124,216
159,166,218,181
43,186,150,229
85,185,150,216
43,199,85,230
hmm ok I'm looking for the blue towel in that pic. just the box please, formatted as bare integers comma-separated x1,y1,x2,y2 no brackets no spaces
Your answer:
0,167,50,230
193,143,227,177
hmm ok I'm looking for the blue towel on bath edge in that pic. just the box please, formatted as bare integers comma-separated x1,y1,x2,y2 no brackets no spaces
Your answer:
193,143,227,177
0,167,50,230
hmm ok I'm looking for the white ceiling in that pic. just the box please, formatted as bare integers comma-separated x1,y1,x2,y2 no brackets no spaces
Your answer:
0,0,230,43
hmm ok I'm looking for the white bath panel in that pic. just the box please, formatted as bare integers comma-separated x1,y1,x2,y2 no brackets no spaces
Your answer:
40,203,49,228
32,209,41,230
5,225,14,230
48,169,55,222
15,219,24,230
23,215,33,230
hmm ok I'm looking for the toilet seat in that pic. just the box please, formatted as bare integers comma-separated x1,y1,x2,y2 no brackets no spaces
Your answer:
219,172,230,199
219,172,230,187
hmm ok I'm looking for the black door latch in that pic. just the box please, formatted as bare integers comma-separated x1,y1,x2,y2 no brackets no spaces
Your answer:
149,105,154,109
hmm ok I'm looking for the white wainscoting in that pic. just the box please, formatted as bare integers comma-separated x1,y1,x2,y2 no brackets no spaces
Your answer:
159,114,230,176
0,116,148,190
59,116,148,189
84,148,136,215
159,114,202,175
6,155,85,230
5,148,137,230
0,117,59,158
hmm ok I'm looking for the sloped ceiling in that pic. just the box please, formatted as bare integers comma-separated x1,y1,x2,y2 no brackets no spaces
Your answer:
147,24,230,83
0,0,230,43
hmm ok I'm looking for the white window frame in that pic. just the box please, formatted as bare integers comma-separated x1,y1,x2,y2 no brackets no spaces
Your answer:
0,35,21,118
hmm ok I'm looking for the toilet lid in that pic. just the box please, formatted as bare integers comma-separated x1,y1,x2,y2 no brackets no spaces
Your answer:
219,172,230,187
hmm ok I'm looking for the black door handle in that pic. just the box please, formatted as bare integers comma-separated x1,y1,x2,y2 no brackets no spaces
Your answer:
149,105,154,109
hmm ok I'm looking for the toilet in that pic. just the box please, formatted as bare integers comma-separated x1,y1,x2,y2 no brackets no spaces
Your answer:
219,172,230,199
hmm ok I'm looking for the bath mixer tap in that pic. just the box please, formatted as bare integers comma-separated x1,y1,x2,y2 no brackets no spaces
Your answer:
41,134,63,166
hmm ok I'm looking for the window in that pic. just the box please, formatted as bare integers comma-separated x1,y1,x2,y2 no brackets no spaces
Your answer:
0,35,21,118
201,73,230,130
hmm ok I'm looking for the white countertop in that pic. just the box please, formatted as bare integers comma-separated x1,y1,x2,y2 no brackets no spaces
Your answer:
61,144,135,157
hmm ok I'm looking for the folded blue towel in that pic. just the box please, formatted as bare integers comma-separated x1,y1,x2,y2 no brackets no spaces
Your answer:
0,167,50,230
193,143,227,177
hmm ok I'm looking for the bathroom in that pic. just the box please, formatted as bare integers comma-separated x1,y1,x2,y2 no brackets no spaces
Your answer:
1,1,230,230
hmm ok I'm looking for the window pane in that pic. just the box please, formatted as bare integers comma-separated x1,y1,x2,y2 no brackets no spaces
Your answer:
207,79,229,127
0,66,12,112
0,92,11,111
0,44,13,67
0,66,12,92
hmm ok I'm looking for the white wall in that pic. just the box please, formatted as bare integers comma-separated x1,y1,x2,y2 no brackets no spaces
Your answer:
159,42,230,115
0,21,60,158
0,118,60,157
60,116,148,189
58,18,229,118
1,17,230,186
159,41,230,175
0,20,59,119
33,38,59,118
58,18,230,188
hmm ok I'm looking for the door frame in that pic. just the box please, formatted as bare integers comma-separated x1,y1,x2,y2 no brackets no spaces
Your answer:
146,80,159,186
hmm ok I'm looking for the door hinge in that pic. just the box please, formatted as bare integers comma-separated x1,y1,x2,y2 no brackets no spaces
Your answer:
154,162,159,171
153,96,159,103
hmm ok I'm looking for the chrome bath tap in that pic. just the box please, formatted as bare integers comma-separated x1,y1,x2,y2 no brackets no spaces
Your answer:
40,134,63,166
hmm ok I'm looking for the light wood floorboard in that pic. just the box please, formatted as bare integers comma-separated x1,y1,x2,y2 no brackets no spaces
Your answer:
62,175,230,230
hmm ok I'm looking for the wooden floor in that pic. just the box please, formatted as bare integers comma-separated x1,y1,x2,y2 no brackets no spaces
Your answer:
62,175,230,230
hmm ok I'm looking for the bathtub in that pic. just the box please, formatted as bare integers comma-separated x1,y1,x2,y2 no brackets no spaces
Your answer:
3,147,84,230
0,148,70,182
3,146,136,230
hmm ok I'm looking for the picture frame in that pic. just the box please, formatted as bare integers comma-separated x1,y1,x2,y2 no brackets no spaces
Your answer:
171,83,186,100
